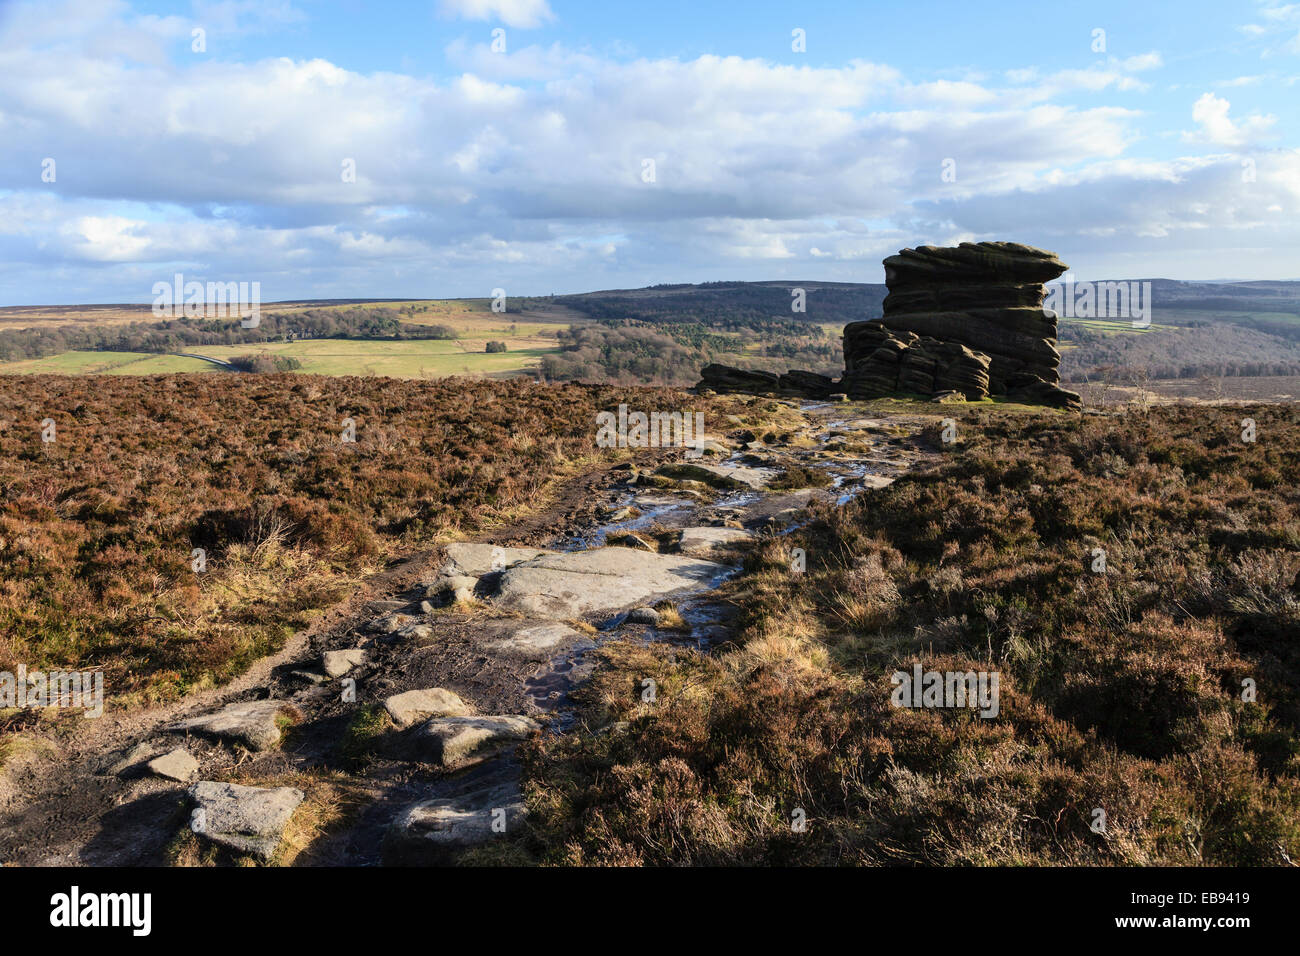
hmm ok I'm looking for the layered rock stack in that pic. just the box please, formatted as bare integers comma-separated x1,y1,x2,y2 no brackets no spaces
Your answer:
695,240,1082,409
841,323,991,400
863,240,1068,394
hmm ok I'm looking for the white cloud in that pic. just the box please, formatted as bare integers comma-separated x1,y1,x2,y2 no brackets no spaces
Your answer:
438,0,554,29
1184,92,1277,146
0,1,1295,299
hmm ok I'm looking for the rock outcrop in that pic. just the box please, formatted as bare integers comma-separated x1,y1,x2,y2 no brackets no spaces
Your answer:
868,240,1072,401
841,322,991,401
695,241,1082,409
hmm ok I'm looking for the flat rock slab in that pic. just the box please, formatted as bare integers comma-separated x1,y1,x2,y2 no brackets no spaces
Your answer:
675,526,754,558
656,462,777,490
493,548,728,618
167,700,288,751
387,780,525,861
322,648,365,677
400,715,540,769
439,543,554,577
483,622,595,660
189,781,304,862
147,748,199,783
384,688,471,728
107,740,173,776
859,474,896,490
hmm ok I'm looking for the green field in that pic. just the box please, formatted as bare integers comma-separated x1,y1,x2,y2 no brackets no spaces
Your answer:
189,338,555,377
0,338,558,379
0,351,220,375
0,297,575,378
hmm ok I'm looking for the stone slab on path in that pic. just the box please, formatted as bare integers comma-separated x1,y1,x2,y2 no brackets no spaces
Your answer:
656,461,777,490
492,547,728,618
322,648,365,677
387,779,525,861
384,688,471,728
167,700,289,751
147,748,199,783
396,715,540,769
438,543,555,577
675,526,755,558
188,781,304,862
481,622,596,660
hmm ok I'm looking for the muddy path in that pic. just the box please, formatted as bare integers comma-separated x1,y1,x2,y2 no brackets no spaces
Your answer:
0,402,941,866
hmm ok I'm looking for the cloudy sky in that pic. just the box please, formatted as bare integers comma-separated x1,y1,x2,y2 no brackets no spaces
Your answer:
1,0,1297,304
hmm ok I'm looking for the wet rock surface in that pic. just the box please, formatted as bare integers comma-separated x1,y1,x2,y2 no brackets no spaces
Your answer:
0,400,939,866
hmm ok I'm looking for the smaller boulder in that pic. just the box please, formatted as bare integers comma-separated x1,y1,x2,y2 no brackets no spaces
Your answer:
384,688,471,728
147,748,199,783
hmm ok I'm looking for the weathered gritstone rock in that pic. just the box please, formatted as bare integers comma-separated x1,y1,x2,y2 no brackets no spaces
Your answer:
188,781,304,862
386,779,526,861
322,648,365,677
147,748,198,782
492,548,729,618
657,461,777,490
106,740,173,776
384,688,471,728
675,526,755,558
167,700,289,751
368,612,414,634
698,364,781,394
874,241,1069,391
438,542,553,577
842,323,992,400
482,622,595,659
778,370,835,398
398,715,540,769
437,575,479,604
692,241,1081,410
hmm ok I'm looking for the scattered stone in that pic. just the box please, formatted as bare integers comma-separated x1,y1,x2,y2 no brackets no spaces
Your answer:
107,740,172,776
656,461,776,490
384,688,471,728
400,715,540,769
602,506,638,522
322,648,365,677
493,547,728,618
437,575,479,604
168,700,289,751
607,531,654,551
386,780,525,861
369,612,414,634
625,606,661,626
419,600,436,614
188,781,304,862
828,393,849,402
675,526,755,558
147,748,199,783
387,622,434,643
290,669,328,685
693,438,731,456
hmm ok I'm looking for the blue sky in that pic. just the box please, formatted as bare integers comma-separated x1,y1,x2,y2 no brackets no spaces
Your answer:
0,0,1297,304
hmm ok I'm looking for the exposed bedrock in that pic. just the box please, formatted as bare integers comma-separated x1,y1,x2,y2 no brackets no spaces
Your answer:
873,241,1069,390
694,241,1081,410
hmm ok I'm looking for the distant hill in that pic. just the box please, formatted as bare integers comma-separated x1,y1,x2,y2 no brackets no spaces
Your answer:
553,278,1300,328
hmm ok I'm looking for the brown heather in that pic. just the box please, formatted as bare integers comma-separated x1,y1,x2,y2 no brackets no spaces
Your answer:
0,374,682,710
522,403,1300,865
